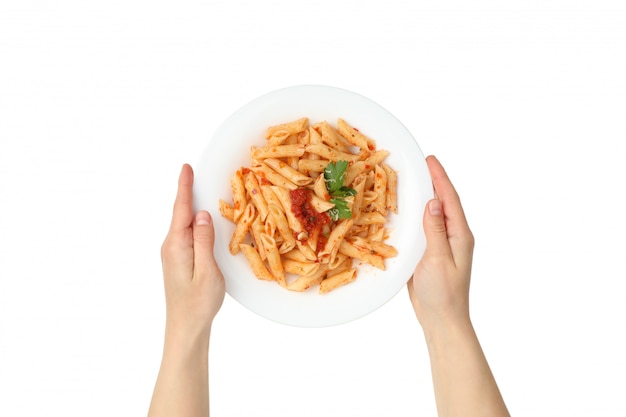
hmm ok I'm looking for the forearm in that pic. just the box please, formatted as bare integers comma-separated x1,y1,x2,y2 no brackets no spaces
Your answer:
148,329,211,417
423,318,509,417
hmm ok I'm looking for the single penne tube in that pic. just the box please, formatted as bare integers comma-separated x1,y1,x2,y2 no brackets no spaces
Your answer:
313,173,330,201
285,134,300,171
252,144,306,159
336,118,370,150
249,164,298,190
309,125,323,145
355,211,387,226
382,163,398,214
260,233,286,287
218,199,235,223
373,164,388,215
269,186,302,233
250,215,267,260
263,158,314,187
282,259,320,277
305,143,360,162
344,161,368,187
265,117,308,145
366,224,385,242
268,204,296,254
287,265,328,292
264,212,277,238
229,203,256,255
338,240,385,270
318,219,353,264
297,128,310,145
319,121,348,151
299,159,330,173
306,229,319,254
319,268,357,294
350,177,366,223
296,240,317,261
310,194,335,213
350,224,370,238
239,244,274,281
249,145,262,166
364,149,390,167
244,171,269,221
347,236,398,258
362,190,378,205
231,169,246,222
328,252,349,271
260,184,282,209
282,248,309,262
364,170,376,191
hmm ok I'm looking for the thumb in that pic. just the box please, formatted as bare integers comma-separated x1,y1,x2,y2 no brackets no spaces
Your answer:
422,199,452,260
192,210,218,278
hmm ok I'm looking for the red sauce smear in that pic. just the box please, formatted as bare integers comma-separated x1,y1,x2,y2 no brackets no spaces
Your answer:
290,188,330,253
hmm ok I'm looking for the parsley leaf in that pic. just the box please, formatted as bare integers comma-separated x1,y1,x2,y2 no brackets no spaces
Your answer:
324,160,357,220
330,198,352,219
324,160,350,193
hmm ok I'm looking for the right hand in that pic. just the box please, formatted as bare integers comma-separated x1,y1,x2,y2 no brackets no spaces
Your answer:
408,155,475,331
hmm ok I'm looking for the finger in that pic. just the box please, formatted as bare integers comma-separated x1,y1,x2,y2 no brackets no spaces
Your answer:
169,164,194,233
422,198,453,261
426,156,471,239
192,210,218,280
426,155,474,265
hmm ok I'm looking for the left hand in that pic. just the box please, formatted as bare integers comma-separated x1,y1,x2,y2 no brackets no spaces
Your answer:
160,164,225,345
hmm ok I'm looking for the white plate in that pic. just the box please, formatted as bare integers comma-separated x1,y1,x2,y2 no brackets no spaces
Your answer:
193,85,433,327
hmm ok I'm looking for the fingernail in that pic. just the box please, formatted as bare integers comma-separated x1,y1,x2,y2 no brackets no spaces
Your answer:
195,211,211,225
429,199,442,216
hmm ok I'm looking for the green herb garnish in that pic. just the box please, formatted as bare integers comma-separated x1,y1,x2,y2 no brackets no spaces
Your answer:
324,160,357,221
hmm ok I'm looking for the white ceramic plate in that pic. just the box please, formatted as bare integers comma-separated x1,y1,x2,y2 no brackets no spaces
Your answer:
193,85,432,327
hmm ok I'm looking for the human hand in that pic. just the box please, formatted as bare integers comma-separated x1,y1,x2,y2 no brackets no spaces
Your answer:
160,164,225,346
408,156,475,332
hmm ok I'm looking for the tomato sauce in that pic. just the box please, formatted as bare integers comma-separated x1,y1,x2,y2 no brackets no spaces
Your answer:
289,188,330,253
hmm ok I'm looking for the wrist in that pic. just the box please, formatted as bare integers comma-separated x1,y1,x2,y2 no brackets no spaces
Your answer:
163,320,211,360
420,313,474,348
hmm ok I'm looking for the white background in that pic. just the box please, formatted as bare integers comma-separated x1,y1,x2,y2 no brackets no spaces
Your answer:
1,0,625,416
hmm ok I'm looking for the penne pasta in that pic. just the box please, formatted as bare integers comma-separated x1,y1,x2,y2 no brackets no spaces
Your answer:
249,164,298,190
347,236,398,258
318,219,353,265
264,158,314,187
244,170,269,221
219,117,399,293
319,121,349,152
382,163,398,214
337,118,371,150
230,169,246,222
282,259,320,277
219,199,235,223
319,268,357,294
252,144,306,159
373,164,388,215
239,244,274,281
338,240,385,270
287,265,329,292
355,211,387,226
266,117,308,145
269,186,302,233
261,233,286,287
229,203,256,255
305,143,360,162
268,204,296,254
299,159,330,173
310,194,336,213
